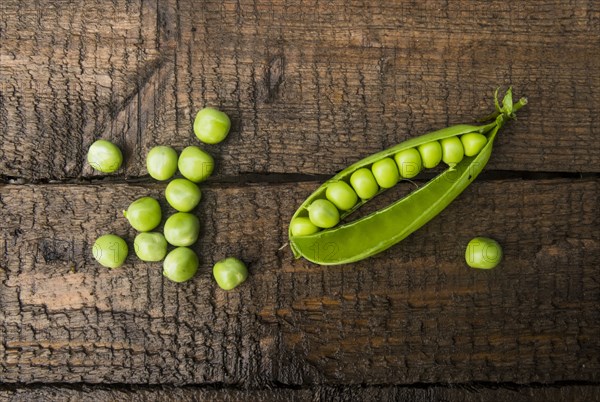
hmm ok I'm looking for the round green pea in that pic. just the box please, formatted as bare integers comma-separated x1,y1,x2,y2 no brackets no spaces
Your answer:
350,168,379,200
394,148,422,178
418,141,442,169
178,146,214,183
213,257,248,290
164,212,200,247
146,146,178,181
165,178,202,212
163,247,199,283
371,158,400,189
326,181,358,211
465,237,503,269
307,199,340,229
194,107,231,144
461,133,488,156
290,217,320,236
93,234,128,268
123,197,162,232
87,140,123,173
134,232,168,262
440,136,465,167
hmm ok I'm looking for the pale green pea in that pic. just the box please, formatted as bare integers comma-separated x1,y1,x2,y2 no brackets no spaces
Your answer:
326,181,358,211
461,133,488,156
371,158,400,188
87,140,123,173
93,234,128,268
163,247,199,283
178,146,214,183
307,199,340,229
290,217,320,236
350,168,379,200
465,237,503,269
441,137,465,167
146,146,178,181
123,197,162,232
163,212,200,247
418,141,442,169
165,178,202,212
394,148,422,178
213,257,248,290
194,107,231,144
134,232,168,262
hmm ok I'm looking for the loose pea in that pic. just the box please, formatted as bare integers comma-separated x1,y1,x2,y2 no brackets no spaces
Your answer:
440,137,465,167
134,232,168,262
307,199,340,228
194,107,231,144
290,217,320,236
418,141,442,169
123,197,162,232
461,133,488,156
213,257,248,290
163,247,199,283
87,140,123,173
164,212,200,247
93,234,128,268
371,158,400,188
146,146,178,181
165,178,202,212
326,181,358,211
465,237,503,269
394,148,422,178
350,168,379,200
178,146,214,183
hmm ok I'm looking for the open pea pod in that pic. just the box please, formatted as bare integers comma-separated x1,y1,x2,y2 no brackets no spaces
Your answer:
289,88,527,265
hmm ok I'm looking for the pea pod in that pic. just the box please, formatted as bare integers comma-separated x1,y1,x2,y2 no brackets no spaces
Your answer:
289,88,527,265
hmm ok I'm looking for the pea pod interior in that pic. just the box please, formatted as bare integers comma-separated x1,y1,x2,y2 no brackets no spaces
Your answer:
289,89,526,265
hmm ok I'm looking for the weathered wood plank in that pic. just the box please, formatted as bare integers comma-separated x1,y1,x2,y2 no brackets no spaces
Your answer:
0,0,170,180
1,0,599,180
1,384,599,402
0,179,597,384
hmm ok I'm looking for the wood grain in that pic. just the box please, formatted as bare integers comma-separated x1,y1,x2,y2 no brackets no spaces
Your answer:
0,179,597,384
1,0,599,181
1,384,599,402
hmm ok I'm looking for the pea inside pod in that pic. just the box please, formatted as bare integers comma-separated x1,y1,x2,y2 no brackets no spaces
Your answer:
289,88,527,265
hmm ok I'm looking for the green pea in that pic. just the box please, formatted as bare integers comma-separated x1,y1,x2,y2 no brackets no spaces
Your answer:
178,146,214,183
134,232,168,262
165,178,202,212
194,107,231,144
371,158,399,189
394,148,422,178
307,199,340,228
326,181,358,211
123,197,162,232
213,257,248,290
418,141,442,169
93,234,128,268
164,212,200,247
163,247,199,283
350,168,379,200
290,217,320,236
87,140,123,173
146,146,178,181
465,237,503,269
461,133,488,156
440,137,465,167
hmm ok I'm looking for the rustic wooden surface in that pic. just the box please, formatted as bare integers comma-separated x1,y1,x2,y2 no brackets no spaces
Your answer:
1,384,599,402
0,0,598,400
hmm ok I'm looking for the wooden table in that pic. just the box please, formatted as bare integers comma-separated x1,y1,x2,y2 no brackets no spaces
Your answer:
1,1,598,400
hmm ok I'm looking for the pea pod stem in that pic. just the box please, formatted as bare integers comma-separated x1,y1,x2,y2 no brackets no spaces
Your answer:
289,88,527,265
